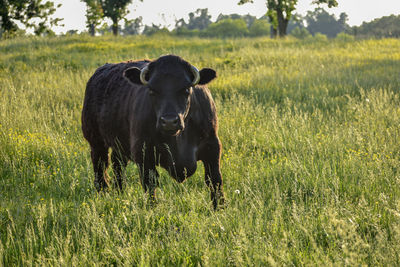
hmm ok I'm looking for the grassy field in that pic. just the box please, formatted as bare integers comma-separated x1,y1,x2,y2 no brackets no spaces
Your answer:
1,35,400,265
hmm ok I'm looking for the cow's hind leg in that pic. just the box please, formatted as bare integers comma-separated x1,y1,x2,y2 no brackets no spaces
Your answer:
199,136,225,210
90,144,109,191
111,150,128,191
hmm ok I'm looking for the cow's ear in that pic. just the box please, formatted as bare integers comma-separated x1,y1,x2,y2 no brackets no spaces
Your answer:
123,67,142,85
198,68,216,85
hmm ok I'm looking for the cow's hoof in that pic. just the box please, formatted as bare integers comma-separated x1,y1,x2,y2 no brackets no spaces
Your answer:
212,193,225,210
146,191,157,207
94,179,109,192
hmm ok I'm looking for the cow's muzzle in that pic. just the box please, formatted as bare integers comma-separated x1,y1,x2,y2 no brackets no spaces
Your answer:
159,115,184,135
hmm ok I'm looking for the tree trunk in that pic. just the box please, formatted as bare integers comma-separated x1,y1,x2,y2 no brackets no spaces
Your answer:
268,15,277,38
112,19,118,36
276,9,288,37
89,24,95,36
270,25,277,38
278,19,288,37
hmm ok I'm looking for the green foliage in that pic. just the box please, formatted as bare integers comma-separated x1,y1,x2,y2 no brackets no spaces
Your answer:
217,13,256,28
174,8,212,38
238,0,338,37
305,8,349,38
336,32,354,42
142,24,170,36
186,8,212,31
0,0,63,36
122,17,143,35
174,27,200,37
81,0,143,36
312,0,338,8
248,19,270,37
98,0,141,35
80,0,104,36
97,22,114,35
290,26,311,39
203,19,249,38
287,13,305,33
1,35,400,265
175,12,265,38
313,32,328,41
205,19,248,37
350,15,400,38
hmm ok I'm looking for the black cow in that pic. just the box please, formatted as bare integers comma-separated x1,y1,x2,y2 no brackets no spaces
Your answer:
81,55,224,209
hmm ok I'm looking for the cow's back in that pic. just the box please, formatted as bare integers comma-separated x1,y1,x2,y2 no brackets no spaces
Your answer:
81,60,149,149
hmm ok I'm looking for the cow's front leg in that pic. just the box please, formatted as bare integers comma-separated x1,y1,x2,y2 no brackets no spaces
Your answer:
136,144,159,201
138,166,159,202
199,136,225,210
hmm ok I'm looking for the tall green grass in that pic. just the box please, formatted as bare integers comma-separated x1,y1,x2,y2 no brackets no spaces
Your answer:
1,35,400,265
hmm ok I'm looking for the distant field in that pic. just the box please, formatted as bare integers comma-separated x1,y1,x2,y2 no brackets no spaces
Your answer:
1,35,400,265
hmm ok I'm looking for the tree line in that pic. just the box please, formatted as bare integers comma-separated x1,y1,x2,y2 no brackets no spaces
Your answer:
0,0,399,39
82,0,338,37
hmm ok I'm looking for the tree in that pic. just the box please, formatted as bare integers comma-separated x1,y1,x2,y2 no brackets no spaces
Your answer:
97,22,111,35
142,23,170,36
174,18,199,36
203,18,248,38
216,13,256,28
122,16,142,35
350,15,400,38
66,29,79,35
290,26,311,39
286,13,305,34
238,0,338,38
175,18,187,30
0,0,63,36
173,8,212,36
80,0,103,36
99,0,141,36
305,8,348,37
186,8,212,31
248,18,270,37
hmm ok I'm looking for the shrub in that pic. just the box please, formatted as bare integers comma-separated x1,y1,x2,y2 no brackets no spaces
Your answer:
313,32,328,42
290,26,311,39
143,26,171,36
203,19,248,38
336,32,355,41
174,27,200,37
248,19,270,37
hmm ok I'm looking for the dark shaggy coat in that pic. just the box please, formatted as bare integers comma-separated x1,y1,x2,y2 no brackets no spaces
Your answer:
81,55,224,209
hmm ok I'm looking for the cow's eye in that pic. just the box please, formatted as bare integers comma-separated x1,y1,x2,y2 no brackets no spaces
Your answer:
181,88,190,96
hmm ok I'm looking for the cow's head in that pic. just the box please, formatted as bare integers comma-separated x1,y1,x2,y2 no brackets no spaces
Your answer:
123,55,216,136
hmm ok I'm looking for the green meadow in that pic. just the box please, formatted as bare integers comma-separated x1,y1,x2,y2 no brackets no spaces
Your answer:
1,35,400,265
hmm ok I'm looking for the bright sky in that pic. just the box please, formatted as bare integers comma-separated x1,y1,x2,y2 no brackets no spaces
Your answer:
53,0,400,34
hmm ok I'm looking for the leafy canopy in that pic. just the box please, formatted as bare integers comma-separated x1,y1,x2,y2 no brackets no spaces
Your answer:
0,0,63,36
238,0,338,37
203,18,249,37
81,0,142,35
80,0,104,35
305,8,348,38
351,14,400,38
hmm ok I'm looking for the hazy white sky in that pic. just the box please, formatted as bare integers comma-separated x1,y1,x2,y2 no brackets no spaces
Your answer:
53,0,400,33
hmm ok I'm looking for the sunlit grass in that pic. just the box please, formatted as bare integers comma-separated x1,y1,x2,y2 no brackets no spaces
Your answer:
1,35,400,265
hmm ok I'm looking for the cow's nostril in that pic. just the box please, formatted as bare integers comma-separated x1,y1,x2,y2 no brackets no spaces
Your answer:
160,116,179,128
160,116,167,126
